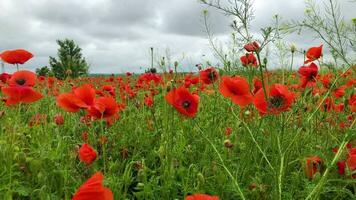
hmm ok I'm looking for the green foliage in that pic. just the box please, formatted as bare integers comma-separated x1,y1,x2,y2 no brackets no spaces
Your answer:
35,66,51,77
49,39,89,79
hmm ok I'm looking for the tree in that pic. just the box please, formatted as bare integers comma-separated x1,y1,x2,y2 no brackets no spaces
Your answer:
49,39,89,79
35,66,51,77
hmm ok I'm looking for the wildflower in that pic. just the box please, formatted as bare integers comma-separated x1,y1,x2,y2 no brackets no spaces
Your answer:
54,114,64,125
0,73,11,83
78,144,97,165
224,139,233,148
349,94,356,112
185,194,219,200
253,84,295,115
332,85,347,98
0,49,33,65
304,156,323,179
199,67,219,84
165,86,199,117
240,53,257,67
144,95,154,107
87,96,119,119
1,86,42,106
72,172,113,200
298,62,318,88
8,70,37,87
252,77,262,94
244,41,260,52
219,76,253,107
57,93,87,112
305,45,323,64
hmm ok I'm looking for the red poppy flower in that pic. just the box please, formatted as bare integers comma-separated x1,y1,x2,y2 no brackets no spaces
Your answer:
244,41,260,52
54,114,64,125
253,77,262,94
165,86,199,118
320,73,333,88
240,53,257,67
199,67,219,84
87,96,119,119
304,156,323,179
305,45,323,64
1,86,42,106
322,97,334,112
0,49,33,65
337,161,346,176
349,94,356,112
78,144,97,165
253,84,295,115
0,73,11,84
72,172,113,200
144,95,154,107
347,148,356,171
332,85,347,98
57,93,88,112
185,194,219,200
219,76,253,107
298,62,318,88
73,84,96,107
8,70,37,87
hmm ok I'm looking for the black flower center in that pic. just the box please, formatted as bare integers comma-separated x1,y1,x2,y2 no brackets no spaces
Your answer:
268,96,284,109
208,71,216,81
16,78,26,85
182,101,190,108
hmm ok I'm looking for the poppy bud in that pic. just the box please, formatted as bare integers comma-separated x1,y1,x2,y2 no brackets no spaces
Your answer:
78,144,97,165
263,58,267,66
249,183,258,190
291,44,296,53
203,9,208,15
81,132,88,141
224,139,233,148
120,148,129,159
134,161,144,170
136,182,145,190
225,127,232,136
197,172,205,185
54,114,64,125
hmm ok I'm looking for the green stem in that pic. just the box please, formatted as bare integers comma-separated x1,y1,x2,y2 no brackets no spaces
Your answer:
194,121,246,200
305,119,356,199
255,52,268,103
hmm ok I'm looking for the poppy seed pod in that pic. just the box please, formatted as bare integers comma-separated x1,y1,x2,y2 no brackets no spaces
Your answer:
291,44,296,53
224,139,233,148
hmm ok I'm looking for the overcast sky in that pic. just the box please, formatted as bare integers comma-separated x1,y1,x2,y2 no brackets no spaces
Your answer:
0,0,354,74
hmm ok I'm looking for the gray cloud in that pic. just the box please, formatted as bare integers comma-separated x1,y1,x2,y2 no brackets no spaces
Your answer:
0,0,354,74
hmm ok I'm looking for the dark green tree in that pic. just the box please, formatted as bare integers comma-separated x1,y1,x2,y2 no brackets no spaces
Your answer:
35,66,51,77
49,39,89,79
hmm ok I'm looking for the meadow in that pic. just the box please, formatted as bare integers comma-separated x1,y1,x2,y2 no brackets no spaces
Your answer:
0,44,355,200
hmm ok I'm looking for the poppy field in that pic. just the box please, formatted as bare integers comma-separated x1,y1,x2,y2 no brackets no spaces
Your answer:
0,44,355,200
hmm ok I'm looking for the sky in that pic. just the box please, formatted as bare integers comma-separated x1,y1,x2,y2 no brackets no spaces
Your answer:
0,0,354,74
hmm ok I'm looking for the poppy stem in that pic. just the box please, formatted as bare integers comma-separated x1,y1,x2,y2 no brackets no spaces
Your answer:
16,64,19,71
194,120,246,200
255,52,268,104
100,116,106,173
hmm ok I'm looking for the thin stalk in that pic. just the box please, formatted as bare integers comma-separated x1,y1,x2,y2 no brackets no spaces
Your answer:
255,52,268,103
231,108,275,172
305,119,355,200
194,121,246,200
